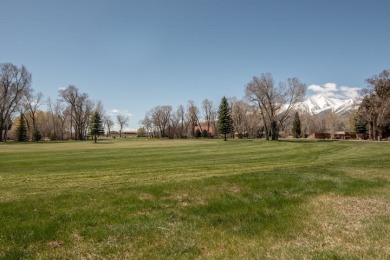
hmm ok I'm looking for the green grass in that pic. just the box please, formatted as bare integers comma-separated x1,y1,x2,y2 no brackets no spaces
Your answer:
0,139,389,259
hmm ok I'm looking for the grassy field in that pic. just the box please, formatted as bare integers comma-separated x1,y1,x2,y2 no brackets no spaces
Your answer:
0,139,389,259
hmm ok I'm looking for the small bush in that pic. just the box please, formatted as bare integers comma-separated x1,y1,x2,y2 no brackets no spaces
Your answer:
202,130,209,138
33,131,42,142
195,129,202,138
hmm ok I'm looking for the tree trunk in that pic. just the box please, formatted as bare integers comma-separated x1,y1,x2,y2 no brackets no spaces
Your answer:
3,129,8,142
70,108,73,140
0,120,3,142
264,123,269,140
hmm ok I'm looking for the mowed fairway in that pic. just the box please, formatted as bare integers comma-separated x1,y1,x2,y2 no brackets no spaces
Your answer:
0,139,389,259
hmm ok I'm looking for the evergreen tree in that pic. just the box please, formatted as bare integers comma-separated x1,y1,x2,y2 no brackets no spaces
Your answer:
33,130,42,142
16,112,28,142
195,129,202,138
202,129,209,138
271,120,279,140
89,111,105,143
292,112,301,138
355,119,367,139
218,96,233,141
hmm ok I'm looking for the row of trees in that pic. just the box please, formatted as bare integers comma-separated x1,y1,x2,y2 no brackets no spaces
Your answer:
1,63,131,142
140,97,356,141
95,67,389,141
139,99,219,139
3,62,388,142
140,74,307,140
141,70,389,141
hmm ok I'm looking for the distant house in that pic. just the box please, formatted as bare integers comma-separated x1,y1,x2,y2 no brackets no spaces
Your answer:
345,132,357,139
110,130,137,138
333,131,345,139
194,125,215,136
122,131,137,137
309,133,331,139
309,131,357,140
333,131,357,139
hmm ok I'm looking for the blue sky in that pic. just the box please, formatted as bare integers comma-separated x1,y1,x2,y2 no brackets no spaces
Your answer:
1,0,389,129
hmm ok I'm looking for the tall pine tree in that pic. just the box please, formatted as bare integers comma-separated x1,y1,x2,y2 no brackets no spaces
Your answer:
218,96,232,141
355,119,367,138
292,111,301,138
89,111,105,143
16,112,28,142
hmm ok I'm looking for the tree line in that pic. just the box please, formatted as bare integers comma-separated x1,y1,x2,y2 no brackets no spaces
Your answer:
0,62,129,142
140,74,307,140
141,71,390,141
2,62,389,142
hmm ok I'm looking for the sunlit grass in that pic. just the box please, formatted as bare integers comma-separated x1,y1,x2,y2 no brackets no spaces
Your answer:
0,139,389,258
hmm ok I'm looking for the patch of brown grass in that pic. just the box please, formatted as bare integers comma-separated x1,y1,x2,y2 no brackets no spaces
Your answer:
138,193,154,201
47,240,63,249
266,194,390,258
341,167,390,181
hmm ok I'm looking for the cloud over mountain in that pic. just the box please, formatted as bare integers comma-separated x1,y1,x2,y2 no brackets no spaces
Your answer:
308,83,359,99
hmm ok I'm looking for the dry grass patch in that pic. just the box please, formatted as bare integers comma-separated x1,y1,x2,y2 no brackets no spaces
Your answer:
47,240,63,249
267,194,390,259
340,167,390,182
138,193,154,201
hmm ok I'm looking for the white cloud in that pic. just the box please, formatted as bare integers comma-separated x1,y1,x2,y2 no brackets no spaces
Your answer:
307,84,323,92
308,83,360,100
340,86,359,99
323,83,337,92
109,109,133,117
308,82,338,98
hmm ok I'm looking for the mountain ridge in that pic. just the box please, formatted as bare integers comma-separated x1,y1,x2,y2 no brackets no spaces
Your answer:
293,95,360,115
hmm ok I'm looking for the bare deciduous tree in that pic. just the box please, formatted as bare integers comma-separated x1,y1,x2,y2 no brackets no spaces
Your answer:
116,115,129,137
246,105,262,138
176,105,186,138
245,73,306,140
0,63,32,141
57,102,69,140
46,97,58,139
150,105,172,138
326,110,345,137
357,70,390,140
59,85,94,140
46,97,70,140
187,100,201,137
202,99,215,136
140,114,153,138
103,116,114,137
24,90,43,139
170,110,180,138
231,99,250,138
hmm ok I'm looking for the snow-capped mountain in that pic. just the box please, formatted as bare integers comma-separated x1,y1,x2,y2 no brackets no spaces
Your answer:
293,95,360,115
